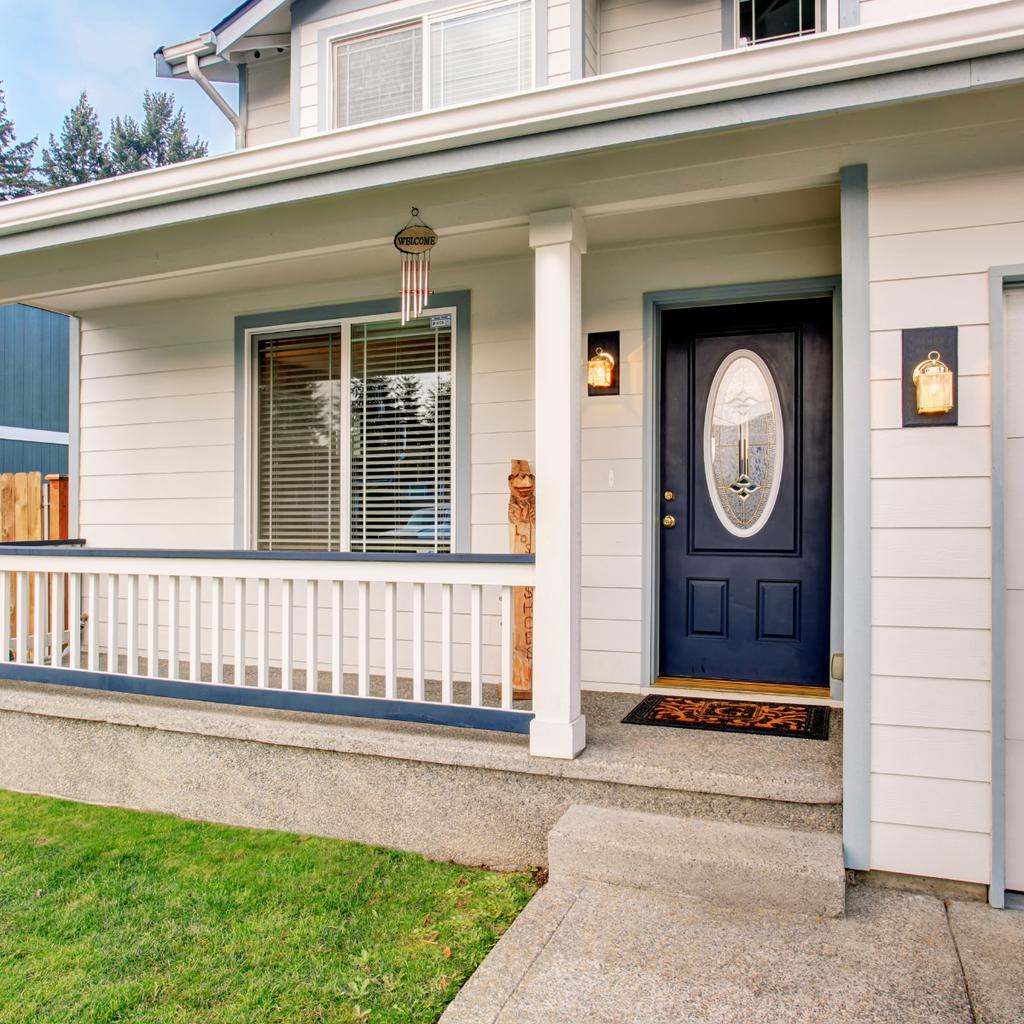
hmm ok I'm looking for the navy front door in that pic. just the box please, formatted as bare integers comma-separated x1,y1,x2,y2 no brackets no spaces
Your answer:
659,299,833,687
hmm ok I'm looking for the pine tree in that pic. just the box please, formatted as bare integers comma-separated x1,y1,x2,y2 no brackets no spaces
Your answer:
0,85,39,200
40,92,106,189
106,91,207,176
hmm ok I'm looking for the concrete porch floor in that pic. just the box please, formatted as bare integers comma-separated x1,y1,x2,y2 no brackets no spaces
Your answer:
0,680,841,866
440,881,1024,1024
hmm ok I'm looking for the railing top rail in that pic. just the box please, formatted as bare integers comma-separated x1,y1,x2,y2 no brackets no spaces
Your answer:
0,547,534,564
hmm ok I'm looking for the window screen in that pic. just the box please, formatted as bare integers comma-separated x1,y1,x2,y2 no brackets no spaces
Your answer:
430,1,531,109
350,316,452,553
738,0,815,44
334,24,423,128
256,328,343,551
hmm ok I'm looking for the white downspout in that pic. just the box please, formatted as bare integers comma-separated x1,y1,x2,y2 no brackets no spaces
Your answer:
186,53,246,150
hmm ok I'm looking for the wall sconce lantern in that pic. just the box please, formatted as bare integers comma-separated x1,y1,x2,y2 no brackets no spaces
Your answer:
902,326,958,427
588,348,615,388
913,351,954,414
587,331,620,396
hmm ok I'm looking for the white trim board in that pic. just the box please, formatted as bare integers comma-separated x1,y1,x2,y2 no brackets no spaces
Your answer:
0,425,70,445
988,263,1024,909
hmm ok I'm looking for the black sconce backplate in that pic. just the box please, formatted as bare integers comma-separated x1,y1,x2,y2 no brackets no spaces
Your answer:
588,331,620,396
902,325,958,427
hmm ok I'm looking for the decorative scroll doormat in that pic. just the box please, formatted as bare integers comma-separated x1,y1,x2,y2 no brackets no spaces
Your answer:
622,695,830,740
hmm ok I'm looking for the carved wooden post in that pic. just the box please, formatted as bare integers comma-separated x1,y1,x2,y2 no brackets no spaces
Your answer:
508,459,535,699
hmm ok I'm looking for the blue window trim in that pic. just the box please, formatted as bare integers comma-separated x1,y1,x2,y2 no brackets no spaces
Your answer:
234,290,471,553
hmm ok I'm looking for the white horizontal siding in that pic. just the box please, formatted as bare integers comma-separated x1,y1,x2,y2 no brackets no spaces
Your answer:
246,57,291,147
865,167,1024,885
599,0,720,75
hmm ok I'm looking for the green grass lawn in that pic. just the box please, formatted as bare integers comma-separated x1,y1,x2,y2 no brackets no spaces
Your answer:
0,790,539,1024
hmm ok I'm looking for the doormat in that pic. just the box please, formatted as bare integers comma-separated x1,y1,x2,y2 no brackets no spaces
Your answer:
622,695,830,740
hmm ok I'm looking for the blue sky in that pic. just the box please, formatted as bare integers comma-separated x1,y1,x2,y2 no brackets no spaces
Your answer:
0,0,239,160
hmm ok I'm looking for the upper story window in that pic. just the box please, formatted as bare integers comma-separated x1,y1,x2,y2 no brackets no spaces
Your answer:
738,0,817,45
333,0,531,130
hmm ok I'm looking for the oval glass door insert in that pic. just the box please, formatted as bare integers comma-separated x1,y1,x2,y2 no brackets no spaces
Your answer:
703,349,783,537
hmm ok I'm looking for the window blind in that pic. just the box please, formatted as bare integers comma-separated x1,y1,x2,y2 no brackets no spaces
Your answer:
430,2,531,109
350,316,452,553
256,328,343,551
334,24,423,128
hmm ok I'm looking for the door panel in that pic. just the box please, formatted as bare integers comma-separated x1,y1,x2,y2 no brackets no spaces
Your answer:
659,299,832,687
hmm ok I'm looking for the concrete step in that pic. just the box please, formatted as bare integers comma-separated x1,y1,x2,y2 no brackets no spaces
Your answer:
548,804,847,917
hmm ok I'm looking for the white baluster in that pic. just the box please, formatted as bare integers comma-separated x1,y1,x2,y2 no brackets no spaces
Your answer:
49,570,64,667
384,581,397,700
211,576,224,684
0,570,10,663
15,572,28,663
107,573,120,674
69,573,81,670
331,579,344,695
357,580,369,697
441,582,453,705
167,575,180,679
501,585,514,709
147,575,159,677
257,578,269,688
306,579,318,694
32,572,47,666
412,582,425,702
86,573,99,671
234,577,246,685
126,574,139,675
189,576,202,682
281,578,294,690
470,584,483,706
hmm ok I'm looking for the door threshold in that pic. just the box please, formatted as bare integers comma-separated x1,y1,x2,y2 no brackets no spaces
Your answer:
648,676,841,708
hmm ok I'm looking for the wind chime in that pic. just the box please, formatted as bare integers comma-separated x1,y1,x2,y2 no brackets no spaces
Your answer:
394,208,438,324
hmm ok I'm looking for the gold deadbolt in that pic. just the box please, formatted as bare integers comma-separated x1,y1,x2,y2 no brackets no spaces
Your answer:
662,515,677,528
663,490,675,501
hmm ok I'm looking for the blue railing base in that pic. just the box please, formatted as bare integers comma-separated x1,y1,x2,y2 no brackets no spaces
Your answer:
0,663,534,734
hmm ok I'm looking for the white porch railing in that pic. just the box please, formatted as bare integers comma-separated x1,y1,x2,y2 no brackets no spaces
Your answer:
0,548,535,733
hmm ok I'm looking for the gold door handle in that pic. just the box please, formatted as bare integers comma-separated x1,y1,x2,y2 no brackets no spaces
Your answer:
662,515,676,528
663,490,675,501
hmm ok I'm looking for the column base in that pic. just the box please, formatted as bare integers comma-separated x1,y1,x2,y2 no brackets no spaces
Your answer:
529,715,587,759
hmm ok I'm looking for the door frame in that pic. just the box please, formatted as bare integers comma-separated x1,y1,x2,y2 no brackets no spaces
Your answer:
641,277,844,698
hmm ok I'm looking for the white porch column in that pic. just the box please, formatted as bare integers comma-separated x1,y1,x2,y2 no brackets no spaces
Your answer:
529,208,587,759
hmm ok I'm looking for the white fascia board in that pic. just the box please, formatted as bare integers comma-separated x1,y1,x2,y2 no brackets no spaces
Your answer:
4,0,1024,250
168,53,241,82
215,0,293,54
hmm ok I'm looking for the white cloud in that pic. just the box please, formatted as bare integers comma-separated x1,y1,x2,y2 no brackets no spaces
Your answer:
0,0,237,157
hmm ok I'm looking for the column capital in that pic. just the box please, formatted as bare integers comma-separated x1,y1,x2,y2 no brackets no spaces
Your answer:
529,208,587,253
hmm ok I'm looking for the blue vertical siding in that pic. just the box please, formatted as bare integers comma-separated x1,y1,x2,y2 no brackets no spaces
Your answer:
0,303,70,474
0,440,68,476
0,303,69,433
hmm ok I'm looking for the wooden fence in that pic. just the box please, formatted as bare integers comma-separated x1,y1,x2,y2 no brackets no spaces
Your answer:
2,473,69,651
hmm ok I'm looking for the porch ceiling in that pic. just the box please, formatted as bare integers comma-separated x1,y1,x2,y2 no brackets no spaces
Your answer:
6,186,840,313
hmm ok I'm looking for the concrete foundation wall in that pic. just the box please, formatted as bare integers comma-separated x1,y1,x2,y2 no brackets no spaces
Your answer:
0,683,840,869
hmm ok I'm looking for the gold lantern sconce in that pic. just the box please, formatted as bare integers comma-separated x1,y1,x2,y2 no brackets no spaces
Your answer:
902,326,958,427
587,331,620,396
913,351,954,414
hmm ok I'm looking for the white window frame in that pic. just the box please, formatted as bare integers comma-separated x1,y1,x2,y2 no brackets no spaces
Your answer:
244,307,459,551
326,0,533,130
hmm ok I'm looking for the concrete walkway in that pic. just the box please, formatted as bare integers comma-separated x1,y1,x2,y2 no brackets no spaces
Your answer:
441,881,1024,1024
